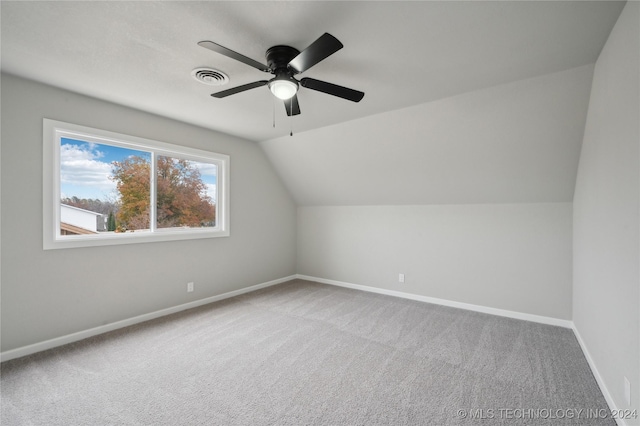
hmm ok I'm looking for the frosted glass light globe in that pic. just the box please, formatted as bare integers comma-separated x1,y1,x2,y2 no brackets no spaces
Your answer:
269,79,298,100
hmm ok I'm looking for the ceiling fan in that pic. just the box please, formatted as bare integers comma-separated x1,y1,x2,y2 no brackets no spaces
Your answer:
198,33,364,116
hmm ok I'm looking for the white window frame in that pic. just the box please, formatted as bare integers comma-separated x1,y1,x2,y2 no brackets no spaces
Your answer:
43,119,230,250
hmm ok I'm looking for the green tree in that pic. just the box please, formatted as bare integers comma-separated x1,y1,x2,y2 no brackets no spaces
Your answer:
107,211,117,231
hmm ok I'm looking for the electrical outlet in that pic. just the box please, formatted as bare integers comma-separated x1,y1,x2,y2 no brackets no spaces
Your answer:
624,376,631,406
187,282,194,293
399,273,405,283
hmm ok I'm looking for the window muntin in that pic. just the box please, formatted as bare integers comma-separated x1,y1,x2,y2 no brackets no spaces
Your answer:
44,119,229,249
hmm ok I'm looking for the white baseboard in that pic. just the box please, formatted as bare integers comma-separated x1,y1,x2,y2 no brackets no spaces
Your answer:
3,273,623,426
572,324,628,426
296,274,573,328
0,275,297,362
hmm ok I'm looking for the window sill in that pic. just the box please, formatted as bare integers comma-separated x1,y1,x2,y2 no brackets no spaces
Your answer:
44,227,230,250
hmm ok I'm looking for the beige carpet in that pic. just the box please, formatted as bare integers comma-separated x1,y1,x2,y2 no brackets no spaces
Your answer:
1,279,614,425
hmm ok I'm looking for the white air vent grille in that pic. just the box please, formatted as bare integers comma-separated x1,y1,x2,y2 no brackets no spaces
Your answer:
191,67,229,86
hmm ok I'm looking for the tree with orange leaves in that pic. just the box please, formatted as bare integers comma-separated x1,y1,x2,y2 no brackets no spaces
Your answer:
111,156,214,230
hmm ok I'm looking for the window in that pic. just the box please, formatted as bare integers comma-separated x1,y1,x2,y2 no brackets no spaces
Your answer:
43,119,229,249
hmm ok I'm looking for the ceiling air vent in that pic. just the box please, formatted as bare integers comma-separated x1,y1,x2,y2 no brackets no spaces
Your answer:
191,67,229,86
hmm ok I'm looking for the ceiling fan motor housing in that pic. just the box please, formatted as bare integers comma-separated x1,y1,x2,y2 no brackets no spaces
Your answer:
266,45,301,74
266,45,301,100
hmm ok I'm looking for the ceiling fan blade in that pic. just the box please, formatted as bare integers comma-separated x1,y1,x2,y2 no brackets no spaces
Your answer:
284,95,301,116
198,41,270,73
288,33,343,74
300,78,364,102
211,80,268,98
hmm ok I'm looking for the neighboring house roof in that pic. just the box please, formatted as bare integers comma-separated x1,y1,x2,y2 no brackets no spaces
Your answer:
60,204,103,233
61,204,103,216
60,222,98,235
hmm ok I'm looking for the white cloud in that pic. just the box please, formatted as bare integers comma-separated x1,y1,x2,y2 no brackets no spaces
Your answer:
205,183,217,202
193,161,217,177
60,144,116,196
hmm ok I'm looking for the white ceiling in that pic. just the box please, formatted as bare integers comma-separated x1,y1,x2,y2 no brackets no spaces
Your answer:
1,1,626,206
0,1,624,142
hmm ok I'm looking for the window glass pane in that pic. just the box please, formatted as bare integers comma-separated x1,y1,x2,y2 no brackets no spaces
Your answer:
46,119,229,249
59,138,151,235
156,155,217,229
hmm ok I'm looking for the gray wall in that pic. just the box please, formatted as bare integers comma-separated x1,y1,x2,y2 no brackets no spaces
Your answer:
298,203,573,320
286,63,584,322
1,73,297,352
573,1,640,418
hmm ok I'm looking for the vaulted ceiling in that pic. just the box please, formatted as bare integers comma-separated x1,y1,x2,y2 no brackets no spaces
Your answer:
1,1,626,205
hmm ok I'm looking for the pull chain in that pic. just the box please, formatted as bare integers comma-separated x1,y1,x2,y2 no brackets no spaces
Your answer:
272,97,294,136
290,98,293,137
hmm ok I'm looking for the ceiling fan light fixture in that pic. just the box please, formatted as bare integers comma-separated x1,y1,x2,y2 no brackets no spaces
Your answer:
199,33,364,116
269,78,298,100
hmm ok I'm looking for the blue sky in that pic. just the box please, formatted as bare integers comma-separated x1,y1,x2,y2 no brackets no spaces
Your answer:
60,138,217,201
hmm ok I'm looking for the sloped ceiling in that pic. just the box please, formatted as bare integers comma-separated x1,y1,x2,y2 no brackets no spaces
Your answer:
0,1,625,205
261,65,594,205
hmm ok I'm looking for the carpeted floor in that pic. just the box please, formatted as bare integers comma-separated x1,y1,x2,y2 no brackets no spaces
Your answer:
1,279,614,425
